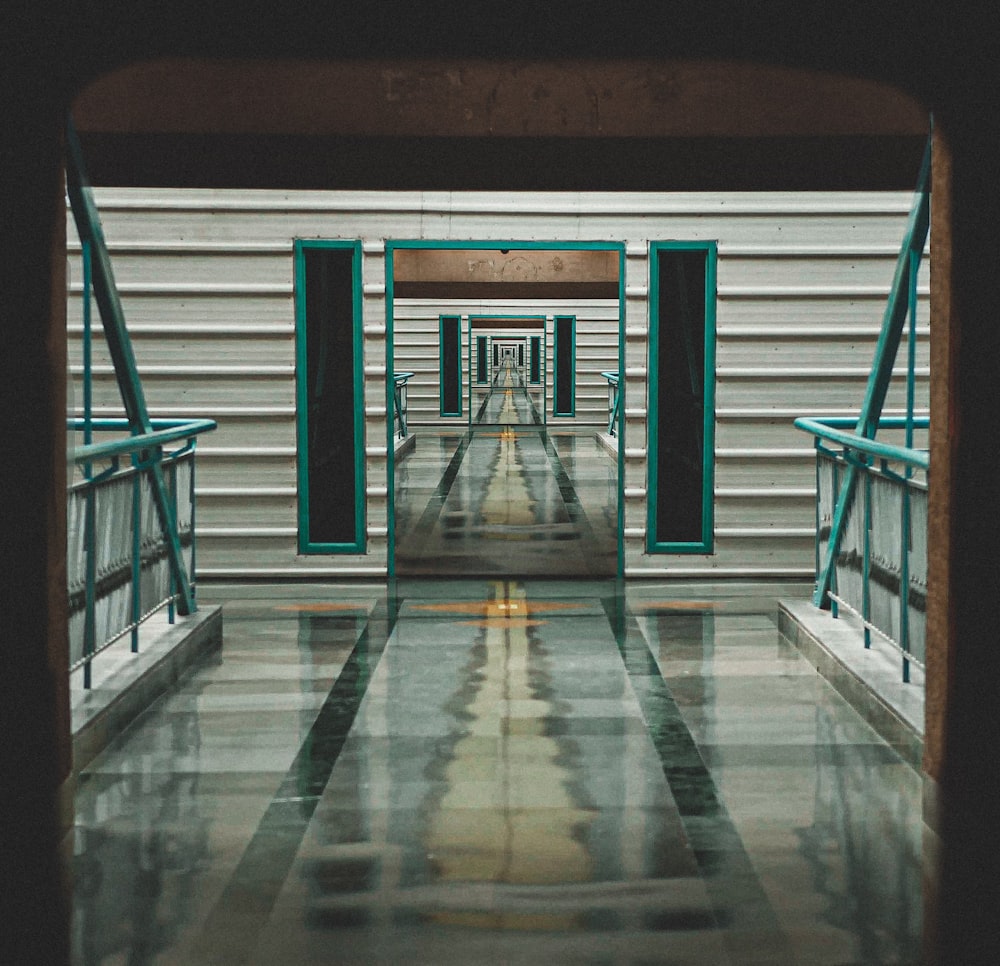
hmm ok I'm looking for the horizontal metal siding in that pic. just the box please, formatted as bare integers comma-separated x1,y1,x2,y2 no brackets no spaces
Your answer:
392,299,618,428
67,188,927,580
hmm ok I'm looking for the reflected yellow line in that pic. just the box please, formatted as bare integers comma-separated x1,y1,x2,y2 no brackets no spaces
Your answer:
425,580,594,925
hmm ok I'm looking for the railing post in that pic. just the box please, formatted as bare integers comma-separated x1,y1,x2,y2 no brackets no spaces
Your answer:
863,466,872,649
82,238,95,688
131,464,140,652
189,446,198,600
830,458,840,619
167,453,177,625
901,477,912,683
83,483,96,690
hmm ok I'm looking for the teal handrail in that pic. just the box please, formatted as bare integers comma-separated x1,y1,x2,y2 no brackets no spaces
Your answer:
797,414,928,683
69,418,218,464
67,417,216,687
601,370,620,437
813,135,931,609
393,372,414,439
794,416,929,471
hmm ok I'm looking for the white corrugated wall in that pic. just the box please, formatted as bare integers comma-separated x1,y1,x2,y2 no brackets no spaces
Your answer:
66,189,929,579
392,297,619,428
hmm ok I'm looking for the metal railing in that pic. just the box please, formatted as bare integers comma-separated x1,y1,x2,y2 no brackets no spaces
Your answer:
795,415,928,683
600,370,620,437
393,371,413,439
68,418,216,687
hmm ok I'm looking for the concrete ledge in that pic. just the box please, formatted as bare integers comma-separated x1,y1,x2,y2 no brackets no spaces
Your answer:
596,431,618,456
72,605,222,774
394,433,416,460
779,598,924,770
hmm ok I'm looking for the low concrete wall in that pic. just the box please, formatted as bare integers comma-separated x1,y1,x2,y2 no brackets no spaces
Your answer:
72,606,222,773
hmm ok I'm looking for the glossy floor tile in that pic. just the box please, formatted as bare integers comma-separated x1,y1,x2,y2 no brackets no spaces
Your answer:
394,425,617,577
72,582,922,965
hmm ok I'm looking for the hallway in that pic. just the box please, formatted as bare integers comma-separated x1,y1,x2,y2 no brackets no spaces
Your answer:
71,580,921,965
393,423,618,577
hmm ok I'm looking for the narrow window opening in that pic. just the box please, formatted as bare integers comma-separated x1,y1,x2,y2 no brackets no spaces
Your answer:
648,243,716,553
296,241,364,553
440,315,462,416
553,315,575,416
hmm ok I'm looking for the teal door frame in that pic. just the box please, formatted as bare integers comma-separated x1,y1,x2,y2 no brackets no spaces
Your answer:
386,240,626,579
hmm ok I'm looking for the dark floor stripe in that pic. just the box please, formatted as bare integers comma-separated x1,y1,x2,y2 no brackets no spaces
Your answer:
601,594,795,964
539,431,606,567
187,611,395,965
404,431,473,545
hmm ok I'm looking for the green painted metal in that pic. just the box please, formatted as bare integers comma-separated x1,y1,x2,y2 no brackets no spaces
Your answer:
293,239,366,555
553,315,576,417
794,417,929,471
385,246,396,580
900,469,912,682
906,248,919,452
70,419,218,464
862,472,872,648
616,246,625,579
66,118,197,616
131,470,141,652
82,240,93,452
600,371,620,437
67,417,216,676
393,372,414,438
812,137,931,607
646,241,718,555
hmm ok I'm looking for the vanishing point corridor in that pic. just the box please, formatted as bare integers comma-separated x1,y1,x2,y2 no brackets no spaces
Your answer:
70,412,922,965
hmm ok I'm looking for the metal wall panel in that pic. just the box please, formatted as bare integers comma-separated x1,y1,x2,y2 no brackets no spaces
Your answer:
67,188,928,579
392,298,619,428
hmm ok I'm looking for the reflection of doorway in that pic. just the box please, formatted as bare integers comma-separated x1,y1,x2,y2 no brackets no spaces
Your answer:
470,316,545,428
387,241,625,579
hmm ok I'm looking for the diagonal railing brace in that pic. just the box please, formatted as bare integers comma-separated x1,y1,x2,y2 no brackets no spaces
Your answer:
65,118,196,615
813,135,931,608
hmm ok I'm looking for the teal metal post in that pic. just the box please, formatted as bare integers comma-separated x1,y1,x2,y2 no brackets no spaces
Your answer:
863,471,872,649
168,460,177,625
900,472,912,683
813,136,931,608
131,468,141,652
82,240,95,688
66,118,196,616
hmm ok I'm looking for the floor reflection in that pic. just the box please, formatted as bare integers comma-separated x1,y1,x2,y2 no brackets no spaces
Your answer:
473,361,542,427
73,696,210,966
71,585,924,965
422,582,594,929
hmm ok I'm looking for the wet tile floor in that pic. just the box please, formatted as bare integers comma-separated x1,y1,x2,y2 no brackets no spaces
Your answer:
394,427,618,578
72,580,922,965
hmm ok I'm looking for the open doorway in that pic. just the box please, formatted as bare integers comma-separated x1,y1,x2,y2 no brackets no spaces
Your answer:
469,316,545,428
386,242,624,578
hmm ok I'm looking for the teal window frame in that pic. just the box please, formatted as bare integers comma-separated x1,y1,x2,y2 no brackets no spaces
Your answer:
646,240,717,555
476,335,488,384
552,315,576,417
439,314,463,417
294,239,366,555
